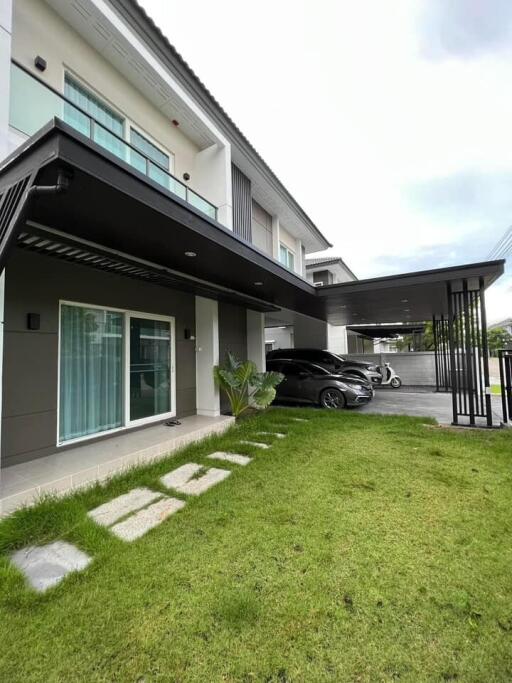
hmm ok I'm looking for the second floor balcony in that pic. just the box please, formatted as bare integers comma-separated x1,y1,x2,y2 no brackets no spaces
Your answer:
8,62,217,222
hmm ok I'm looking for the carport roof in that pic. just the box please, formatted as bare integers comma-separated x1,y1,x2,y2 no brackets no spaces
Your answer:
0,120,505,326
316,260,505,325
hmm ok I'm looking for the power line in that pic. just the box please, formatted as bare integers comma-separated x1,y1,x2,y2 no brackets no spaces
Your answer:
488,225,512,260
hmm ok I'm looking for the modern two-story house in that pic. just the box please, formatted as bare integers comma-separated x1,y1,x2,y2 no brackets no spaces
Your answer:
0,0,505,511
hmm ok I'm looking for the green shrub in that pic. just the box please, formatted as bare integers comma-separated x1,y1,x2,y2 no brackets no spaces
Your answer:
214,352,284,418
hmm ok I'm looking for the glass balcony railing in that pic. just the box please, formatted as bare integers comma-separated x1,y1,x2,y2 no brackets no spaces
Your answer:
8,63,217,221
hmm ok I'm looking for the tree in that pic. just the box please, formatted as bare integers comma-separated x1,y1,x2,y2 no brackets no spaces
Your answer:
487,327,512,356
395,321,435,352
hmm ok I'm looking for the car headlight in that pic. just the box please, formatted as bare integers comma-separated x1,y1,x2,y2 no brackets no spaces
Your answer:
347,384,363,391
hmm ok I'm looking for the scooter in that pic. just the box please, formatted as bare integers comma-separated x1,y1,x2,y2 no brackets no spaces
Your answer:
376,362,402,388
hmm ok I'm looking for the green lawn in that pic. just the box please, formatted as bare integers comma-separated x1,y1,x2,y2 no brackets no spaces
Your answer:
1,408,511,682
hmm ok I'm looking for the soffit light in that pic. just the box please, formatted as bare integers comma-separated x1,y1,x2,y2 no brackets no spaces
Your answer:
254,281,263,286
184,251,197,257
401,299,409,303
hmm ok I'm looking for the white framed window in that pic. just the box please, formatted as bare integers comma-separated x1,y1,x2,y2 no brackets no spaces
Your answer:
128,125,178,194
279,243,295,271
58,301,176,445
63,73,126,160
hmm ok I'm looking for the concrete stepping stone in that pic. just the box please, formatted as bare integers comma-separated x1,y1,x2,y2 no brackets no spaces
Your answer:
239,440,270,449
11,541,92,592
88,487,162,527
161,463,231,495
256,431,286,438
160,463,203,490
110,497,185,542
178,468,230,495
206,451,252,466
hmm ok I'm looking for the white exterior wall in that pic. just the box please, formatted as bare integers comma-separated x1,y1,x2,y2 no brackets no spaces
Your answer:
10,0,232,226
271,216,280,260
279,223,297,253
195,297,220,417
327,324,348,355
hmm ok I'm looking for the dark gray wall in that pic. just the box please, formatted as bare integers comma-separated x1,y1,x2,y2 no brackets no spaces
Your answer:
218,301,247,412
2,249,197,467
293,313,328,349
231,164,252,242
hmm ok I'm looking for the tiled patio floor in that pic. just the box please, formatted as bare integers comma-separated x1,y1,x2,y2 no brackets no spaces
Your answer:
0,415,235,516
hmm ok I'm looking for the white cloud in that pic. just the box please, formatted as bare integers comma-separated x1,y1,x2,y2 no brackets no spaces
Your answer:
139,0,511,321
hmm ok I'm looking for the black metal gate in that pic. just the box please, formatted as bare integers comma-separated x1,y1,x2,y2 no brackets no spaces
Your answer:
498,349,512,424
447,277,492,427
433,315,451,391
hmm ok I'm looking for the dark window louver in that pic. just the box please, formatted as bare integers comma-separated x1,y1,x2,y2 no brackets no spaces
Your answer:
0,175,33,271
231,164,252,241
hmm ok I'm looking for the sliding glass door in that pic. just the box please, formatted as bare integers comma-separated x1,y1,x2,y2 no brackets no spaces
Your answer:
59,303,174,444
59,305,124,442
129,317,171,422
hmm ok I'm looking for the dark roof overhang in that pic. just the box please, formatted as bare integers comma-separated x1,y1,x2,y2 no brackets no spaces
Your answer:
0,120,505,326
317,261,505,325
0,120,323,317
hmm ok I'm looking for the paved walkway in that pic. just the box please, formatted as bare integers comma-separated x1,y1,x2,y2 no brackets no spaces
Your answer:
0,415,235,516
359,388,504,426
8,425,298,592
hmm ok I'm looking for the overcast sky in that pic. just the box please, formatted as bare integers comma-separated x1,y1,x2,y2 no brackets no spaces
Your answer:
139,0,511,323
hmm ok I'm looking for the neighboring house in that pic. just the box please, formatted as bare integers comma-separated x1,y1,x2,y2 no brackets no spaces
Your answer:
305,256,357,287
0,0,505,492
489,318,512,335
306,256,357,355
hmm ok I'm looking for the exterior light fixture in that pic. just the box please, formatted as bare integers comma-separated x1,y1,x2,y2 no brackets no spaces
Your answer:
34,56,47,72
401,299,408,303
184,251,196,257
183,173,190,181
254,281,263,286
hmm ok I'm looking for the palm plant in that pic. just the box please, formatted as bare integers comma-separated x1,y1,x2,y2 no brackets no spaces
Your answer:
214,352,284,418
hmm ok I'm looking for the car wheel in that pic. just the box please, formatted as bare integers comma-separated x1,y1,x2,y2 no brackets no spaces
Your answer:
390,377,402,388
320,388,346,409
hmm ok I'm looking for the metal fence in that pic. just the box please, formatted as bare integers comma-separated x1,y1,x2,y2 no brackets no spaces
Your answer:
498,349,512,423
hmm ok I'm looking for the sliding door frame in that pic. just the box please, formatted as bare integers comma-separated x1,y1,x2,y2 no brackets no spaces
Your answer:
57,300,176,447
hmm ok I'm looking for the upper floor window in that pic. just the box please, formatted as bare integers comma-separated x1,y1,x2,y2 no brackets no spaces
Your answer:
279,243,295,271
64,74,125,158
129,128,173,188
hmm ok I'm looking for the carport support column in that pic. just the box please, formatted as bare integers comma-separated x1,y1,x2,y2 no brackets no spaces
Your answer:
247,310,265,371
195,296,220,417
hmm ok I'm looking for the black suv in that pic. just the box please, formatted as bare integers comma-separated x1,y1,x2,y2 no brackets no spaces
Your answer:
266,348,382,384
